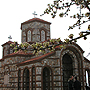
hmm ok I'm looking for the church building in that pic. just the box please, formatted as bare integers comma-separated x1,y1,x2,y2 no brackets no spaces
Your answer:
0,18,90,90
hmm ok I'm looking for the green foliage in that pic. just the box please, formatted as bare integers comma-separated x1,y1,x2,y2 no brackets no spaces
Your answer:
10,31,90,55
41,0,90,30
10,0,90,55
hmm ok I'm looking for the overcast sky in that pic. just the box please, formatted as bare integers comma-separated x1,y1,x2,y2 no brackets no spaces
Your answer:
0,0,90,59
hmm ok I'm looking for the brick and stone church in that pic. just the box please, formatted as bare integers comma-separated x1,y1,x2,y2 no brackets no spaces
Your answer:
0,18,90,90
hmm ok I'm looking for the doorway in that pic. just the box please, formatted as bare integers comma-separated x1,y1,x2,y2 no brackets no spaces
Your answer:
62,54,73,90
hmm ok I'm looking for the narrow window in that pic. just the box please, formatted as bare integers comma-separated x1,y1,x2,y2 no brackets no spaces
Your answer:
23,68,29,90
32,67,35,90
18,69,21,90
41,30,45,42
86,70,90,86
43,67,53,90
62,54,73,90
27,30,31,42
3,47,5,57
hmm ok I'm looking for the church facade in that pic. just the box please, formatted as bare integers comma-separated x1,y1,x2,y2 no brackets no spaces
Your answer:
0,18,90,90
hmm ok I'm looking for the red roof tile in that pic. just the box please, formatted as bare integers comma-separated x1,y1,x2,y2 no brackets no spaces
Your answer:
17,51,55,66
1,49,33,60
21,18,51,29
2,41,14,46
8,49,32,56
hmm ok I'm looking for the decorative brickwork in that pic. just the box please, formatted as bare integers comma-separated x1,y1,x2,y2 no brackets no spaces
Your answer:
21,18,51,43
0,18,90,90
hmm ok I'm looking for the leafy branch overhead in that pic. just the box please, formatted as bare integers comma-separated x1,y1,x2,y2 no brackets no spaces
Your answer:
40,0,90,30
10,31,90,55
10,0,90,55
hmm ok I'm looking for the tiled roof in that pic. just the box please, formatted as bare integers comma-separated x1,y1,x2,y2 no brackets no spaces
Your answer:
6,49,33,57
17,51,55,66
21,18,51,29
2,41,14,46
22,18,51,24
0,49,33,61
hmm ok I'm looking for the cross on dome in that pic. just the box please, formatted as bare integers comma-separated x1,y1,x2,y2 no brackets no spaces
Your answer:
8,35,12,41
32,11,37,18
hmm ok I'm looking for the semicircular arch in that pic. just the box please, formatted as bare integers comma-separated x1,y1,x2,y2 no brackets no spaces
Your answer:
60,44,84,90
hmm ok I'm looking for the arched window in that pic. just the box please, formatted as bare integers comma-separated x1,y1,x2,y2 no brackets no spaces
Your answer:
18,69,21,90
43,67,53,90
3,47,5,57
23,68,29,90
41,30,45,42
86,70,90,86
10,47,13,54
32,67,36,90
62,54,73,90
88,71,90,86
27,30,31,42
7,47,13,54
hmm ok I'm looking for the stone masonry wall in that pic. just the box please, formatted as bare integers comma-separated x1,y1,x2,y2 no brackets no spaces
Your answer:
21,21,50,43
0,56,31,90
18,52,61,90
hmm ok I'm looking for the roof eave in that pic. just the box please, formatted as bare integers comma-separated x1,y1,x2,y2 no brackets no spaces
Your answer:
17,51,55,66
21,18,51,30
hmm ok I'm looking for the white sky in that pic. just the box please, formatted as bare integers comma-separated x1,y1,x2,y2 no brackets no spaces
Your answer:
0,0,90,60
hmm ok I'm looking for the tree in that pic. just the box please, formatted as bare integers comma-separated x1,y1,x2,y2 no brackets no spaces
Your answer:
10,0,90,55
41,0,90,30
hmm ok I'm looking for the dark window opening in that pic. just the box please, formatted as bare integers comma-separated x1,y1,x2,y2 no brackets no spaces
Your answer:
62,54,73,90
43,67,52,90
23,68,29,90
32,67,35,90
18,69,21,90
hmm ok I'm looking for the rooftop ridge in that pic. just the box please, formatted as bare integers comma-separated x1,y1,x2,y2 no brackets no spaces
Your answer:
21,18,51,29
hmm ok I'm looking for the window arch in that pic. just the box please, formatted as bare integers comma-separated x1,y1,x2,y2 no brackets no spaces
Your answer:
41,30,45,42
3,47,5,57
62,54,73,90
42,67,53,90
86,70,90,86
7,47,13,55
32,67,36,90
23,68,29,90
27,30,31,42
18,69,21,90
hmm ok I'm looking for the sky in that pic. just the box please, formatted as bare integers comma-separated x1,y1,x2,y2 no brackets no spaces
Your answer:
0,0,90,60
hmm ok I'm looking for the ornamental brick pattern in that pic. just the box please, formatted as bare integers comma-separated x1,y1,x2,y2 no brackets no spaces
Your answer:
0,18,90,90
21,18,51,43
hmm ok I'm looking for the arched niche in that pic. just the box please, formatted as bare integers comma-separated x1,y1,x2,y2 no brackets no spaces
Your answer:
27,30,31,42
18,69,21,90
41,30,45,42
60,46,84,90
42,67,53,90
31,67,36,90
23,68,29,90
86,69,90,86
62,53,73,90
